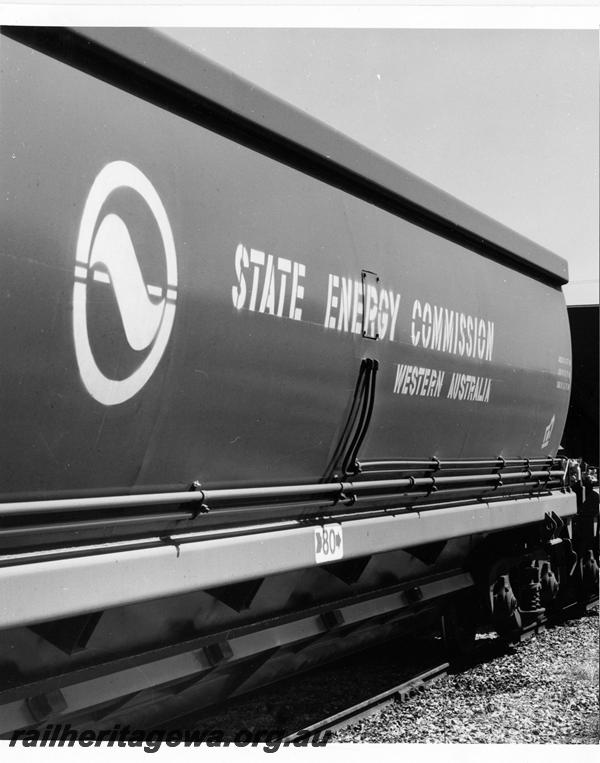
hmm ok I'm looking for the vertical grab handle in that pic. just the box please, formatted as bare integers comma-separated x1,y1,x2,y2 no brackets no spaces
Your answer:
343,358,379,475
323,357,379,482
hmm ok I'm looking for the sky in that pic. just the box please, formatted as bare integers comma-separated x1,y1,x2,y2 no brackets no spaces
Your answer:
163,27,599,306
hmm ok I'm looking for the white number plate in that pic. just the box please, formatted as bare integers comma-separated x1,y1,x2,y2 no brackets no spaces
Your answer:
314,524,344,564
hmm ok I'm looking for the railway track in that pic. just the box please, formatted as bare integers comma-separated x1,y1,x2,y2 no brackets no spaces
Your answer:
161,595,598,744
6,603,596,750
333,604,599,744
3,580,596,745
278,662,449,743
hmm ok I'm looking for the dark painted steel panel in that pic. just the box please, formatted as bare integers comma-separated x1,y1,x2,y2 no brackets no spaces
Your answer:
4,26,569,285
563,306,599,465
77,27,569,284
0,36,571,501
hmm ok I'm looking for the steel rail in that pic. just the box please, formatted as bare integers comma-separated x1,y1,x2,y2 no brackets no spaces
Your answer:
0,470,564,518
276,591,599,745
0,485,339,517
0,480,564,555
0,479,563,547
341,470,561,492
278,662,449,743
357,457,559,471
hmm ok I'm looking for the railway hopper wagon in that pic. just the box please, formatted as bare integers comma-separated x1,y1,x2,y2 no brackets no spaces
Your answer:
0,27,598,733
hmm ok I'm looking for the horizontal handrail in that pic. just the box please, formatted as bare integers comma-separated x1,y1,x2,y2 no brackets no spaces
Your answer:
0,479,565,544
356,457,559,472
0,469,565,519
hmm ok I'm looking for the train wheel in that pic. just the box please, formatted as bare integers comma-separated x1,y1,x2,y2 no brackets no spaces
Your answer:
491,573,522,638
539,559,560,616
442,594,478,661
578,550,600,604
517,560,545,625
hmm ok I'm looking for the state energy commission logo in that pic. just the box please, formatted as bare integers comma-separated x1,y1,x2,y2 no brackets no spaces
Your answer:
73,161,178,405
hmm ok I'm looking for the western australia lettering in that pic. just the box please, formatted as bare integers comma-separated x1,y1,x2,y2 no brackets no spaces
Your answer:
393,364,445,397
411,300,494,361
446,373,491,403
394,364,492,404
324,274,401,341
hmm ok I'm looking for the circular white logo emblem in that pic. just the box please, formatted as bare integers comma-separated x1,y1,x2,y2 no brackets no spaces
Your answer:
73,161,178,406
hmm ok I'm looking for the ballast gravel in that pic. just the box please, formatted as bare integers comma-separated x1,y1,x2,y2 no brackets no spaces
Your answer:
333,608,599,744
